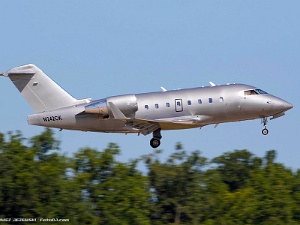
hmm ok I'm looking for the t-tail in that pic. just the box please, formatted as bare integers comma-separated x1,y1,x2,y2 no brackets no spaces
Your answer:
2,64,89,112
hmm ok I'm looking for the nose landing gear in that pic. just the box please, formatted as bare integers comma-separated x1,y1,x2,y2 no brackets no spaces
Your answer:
150,128,162,148
261,117,269,135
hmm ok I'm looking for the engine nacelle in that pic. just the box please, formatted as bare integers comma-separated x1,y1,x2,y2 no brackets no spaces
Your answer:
84,95,138,119
107,94,138,117
85,99,109,117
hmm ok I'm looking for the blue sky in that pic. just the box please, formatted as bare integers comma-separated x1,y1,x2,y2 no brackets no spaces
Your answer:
0,1,299,170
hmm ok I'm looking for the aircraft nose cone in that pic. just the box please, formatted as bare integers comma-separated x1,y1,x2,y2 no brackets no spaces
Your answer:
274,99,293,112
282,101,293,111
267,98,293,113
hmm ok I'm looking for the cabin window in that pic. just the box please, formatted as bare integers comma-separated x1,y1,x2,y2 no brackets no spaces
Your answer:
166,102,170,107
198,99,202,104
187,100,192,105
155,104,159,109
219,97,224,102
208,98,213,103
177,101,181,106
145,105,149,110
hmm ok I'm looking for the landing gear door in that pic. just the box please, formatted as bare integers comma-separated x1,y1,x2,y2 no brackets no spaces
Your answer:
175,99,183,112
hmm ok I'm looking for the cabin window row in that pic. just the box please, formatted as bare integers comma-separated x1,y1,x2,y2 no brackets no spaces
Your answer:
144,97,224,109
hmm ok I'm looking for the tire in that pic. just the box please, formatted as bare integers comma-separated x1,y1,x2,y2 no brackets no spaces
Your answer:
262,128,269,135
150,138,160,148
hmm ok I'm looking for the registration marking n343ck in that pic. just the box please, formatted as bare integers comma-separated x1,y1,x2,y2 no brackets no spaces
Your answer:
1,64,293,148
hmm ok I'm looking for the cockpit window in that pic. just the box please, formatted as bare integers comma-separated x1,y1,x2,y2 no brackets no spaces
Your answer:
255,89,268,94
244,90,258,95
244,89,268,96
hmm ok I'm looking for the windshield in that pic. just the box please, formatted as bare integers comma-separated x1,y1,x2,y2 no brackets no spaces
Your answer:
244,89,268,96
255,89,268,94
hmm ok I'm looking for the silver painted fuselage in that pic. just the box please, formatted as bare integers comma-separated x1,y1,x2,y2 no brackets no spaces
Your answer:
2,64,292,148
27,83,292,134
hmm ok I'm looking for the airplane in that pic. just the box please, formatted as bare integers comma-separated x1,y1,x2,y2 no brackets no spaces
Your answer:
1,64,293,148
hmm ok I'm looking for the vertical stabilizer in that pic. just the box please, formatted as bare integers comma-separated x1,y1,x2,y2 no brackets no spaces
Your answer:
3,64,77,112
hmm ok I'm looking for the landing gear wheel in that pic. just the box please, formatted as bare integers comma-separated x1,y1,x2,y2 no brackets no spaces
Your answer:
150,138,161,148
262,128,269,135
261,117,269,135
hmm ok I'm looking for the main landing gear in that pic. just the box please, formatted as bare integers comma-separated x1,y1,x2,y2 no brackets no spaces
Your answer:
261,117,269,135
150,128,162,148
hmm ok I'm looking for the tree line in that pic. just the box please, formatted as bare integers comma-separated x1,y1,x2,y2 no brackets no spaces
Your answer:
0,128,299,225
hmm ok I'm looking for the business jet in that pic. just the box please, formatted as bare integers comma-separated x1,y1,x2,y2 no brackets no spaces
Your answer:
1,64,293,148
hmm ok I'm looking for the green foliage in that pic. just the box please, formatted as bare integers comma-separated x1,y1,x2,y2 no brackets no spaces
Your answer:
246,150,295,225
0,131,33,219
144,143,207,224
0,129,298,225
292,169,300,222
30,128,60,160
212,149,257,192
73,143,150,225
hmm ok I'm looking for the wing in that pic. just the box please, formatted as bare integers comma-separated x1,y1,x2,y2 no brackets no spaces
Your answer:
108,102,210,135
108,102,159,135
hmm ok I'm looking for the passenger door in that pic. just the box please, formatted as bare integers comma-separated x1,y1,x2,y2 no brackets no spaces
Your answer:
175,99,183,112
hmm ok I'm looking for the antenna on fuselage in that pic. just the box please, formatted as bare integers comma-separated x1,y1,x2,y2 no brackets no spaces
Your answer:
209,82,216,87
161,87,167,92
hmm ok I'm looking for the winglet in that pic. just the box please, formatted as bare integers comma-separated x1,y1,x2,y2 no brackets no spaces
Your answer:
108,102,127,119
